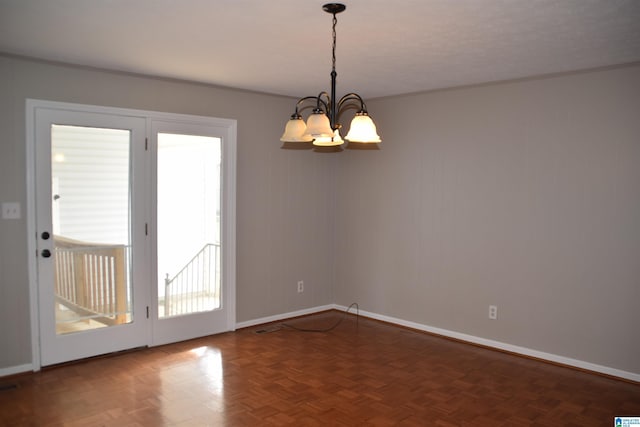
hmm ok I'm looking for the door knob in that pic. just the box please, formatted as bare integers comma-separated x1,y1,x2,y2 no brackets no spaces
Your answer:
41,231,50,240
41,249,51,258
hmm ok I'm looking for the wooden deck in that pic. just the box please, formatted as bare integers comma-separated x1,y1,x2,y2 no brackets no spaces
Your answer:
1,311,638,426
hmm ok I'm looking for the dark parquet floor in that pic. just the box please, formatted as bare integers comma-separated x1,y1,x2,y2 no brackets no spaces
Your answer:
0,311,638,426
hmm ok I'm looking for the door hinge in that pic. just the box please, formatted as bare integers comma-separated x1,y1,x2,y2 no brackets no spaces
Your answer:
145,223,148,235
145,137,148,151
146,306,149,319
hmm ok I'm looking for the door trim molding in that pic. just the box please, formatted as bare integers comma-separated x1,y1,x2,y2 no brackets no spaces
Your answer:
26,99,237,371
26,99,40,371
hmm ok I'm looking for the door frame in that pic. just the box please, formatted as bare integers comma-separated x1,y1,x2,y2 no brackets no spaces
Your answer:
26,99,237,370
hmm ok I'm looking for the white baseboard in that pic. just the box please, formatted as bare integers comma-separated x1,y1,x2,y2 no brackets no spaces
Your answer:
0,363,33,378
235,304,334,330
333,304,640,383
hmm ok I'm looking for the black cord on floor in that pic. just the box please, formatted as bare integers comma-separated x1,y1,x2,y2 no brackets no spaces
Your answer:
280,302,359,333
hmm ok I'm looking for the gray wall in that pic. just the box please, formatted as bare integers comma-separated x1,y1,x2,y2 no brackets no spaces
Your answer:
334,65,640,374
1,54,639,377
0,55,335,369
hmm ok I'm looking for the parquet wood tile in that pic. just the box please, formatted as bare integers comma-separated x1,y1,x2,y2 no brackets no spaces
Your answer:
0,311,638,426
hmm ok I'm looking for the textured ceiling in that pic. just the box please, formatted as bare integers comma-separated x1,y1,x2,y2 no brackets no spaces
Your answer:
1,0,639,99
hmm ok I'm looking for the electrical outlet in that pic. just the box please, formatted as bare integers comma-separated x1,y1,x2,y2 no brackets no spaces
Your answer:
489,305,498,320
1,202,21,219
297,280,304,293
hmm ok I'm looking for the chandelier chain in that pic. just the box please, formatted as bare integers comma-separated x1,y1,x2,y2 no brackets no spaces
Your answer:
332,14,337,73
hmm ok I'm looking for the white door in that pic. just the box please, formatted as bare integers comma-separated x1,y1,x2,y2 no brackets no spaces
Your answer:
28,100,236,367
33,106,149,366
150,121,235,345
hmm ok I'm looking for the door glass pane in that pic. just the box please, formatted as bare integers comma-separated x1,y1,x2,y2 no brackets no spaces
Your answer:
51,125,132,335
157,133,221,318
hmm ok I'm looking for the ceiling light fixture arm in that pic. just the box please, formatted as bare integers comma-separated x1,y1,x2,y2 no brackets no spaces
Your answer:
290,95,329,118
316,91,331,114
338,92,369,114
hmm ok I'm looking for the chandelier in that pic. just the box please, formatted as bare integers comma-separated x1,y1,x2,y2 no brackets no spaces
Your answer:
280,3,381,150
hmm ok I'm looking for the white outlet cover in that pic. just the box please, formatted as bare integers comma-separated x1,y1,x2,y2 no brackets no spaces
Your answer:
489,305,498,319
1,202,21,219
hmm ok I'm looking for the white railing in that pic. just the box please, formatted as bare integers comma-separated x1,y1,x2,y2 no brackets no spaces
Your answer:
54,235,129,325
163,243,220,317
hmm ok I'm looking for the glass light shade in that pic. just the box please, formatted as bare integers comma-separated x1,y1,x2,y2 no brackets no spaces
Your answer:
280,117,313,142
313,129,344,147
344,112,381,143
305,112,334,138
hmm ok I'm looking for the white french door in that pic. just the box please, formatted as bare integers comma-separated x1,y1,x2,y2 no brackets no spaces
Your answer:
32,107,149,366
27,100,236,367
150,120,236,346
